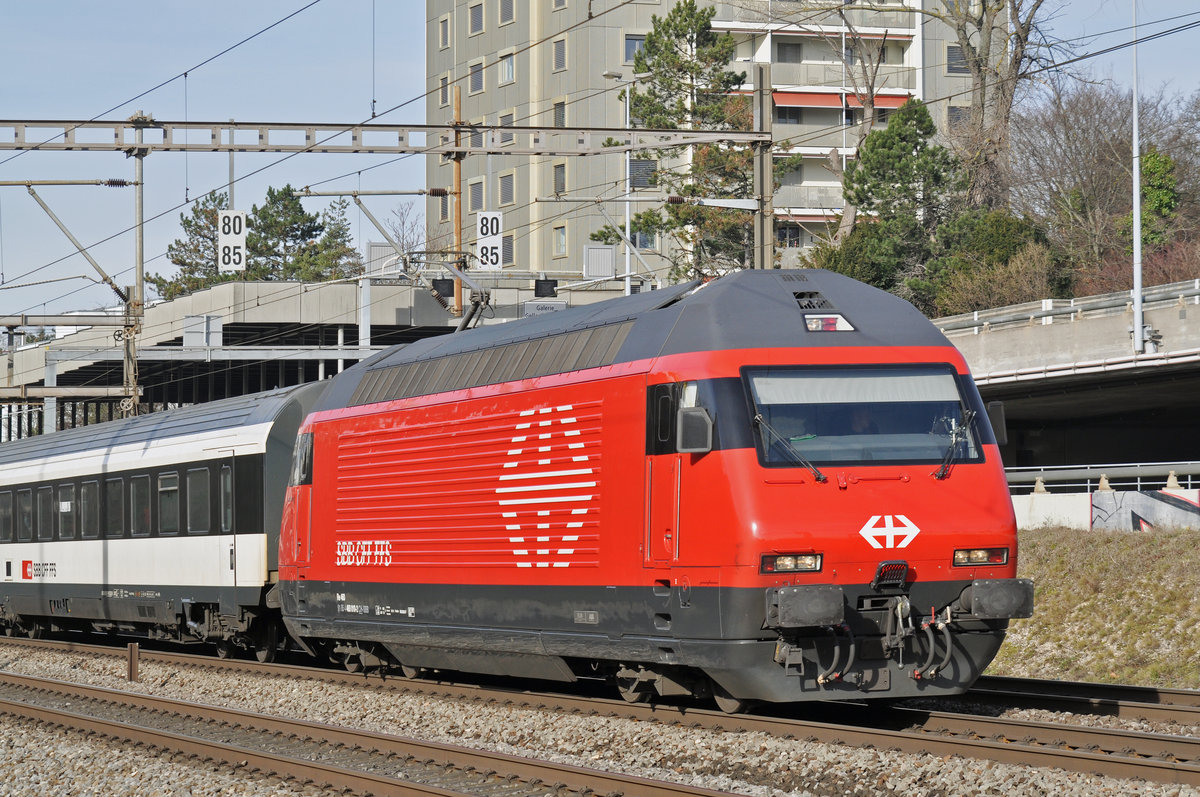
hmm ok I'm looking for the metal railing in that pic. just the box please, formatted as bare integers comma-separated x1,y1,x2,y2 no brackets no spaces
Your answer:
1006,461,1200,494
938,279,1200,335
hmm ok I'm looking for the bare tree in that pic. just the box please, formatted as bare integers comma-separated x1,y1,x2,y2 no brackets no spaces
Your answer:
878,0,1062,209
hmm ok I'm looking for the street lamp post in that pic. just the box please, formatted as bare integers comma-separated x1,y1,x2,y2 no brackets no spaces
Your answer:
603,70,651,295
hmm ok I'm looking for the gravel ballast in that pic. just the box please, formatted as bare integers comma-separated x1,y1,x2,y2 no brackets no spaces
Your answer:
0,645,1196,797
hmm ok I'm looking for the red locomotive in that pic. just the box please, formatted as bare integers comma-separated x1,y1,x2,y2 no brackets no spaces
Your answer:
278,269,1031,710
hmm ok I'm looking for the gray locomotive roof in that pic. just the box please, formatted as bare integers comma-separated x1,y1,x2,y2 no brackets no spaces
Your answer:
317,270,955,411
0,381,325,466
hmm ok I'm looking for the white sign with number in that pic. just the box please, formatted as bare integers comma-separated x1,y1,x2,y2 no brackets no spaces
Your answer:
217,210,248,272
476,212,503,271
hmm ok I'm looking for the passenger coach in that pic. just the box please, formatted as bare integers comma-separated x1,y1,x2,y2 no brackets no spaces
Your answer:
0,383,322,659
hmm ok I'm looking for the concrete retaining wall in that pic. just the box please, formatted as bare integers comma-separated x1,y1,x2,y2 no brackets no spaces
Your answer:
1012,489,1200,531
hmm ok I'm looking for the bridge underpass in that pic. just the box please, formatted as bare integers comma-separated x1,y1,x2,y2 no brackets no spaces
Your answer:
938,280,1200,468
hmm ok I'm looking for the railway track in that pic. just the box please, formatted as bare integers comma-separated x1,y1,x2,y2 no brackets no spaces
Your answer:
4,637,1198,788
0,668,732,797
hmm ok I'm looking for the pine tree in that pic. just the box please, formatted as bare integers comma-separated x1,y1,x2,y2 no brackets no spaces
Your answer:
148,191,233,301
590,0,750,281
246,184,324,280
292,198,364,281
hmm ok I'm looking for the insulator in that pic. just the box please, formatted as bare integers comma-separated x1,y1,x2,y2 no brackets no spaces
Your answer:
427,187,448,197
104,179,130,188
667,195,686,204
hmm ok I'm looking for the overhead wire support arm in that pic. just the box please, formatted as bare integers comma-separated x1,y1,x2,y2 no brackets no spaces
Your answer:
21,184,131,304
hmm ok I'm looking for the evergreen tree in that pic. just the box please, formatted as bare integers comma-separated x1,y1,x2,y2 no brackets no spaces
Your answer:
1120,145,1180,253
590,1,750,280
148,191,234,301
246,184,324,280
291,198,364,281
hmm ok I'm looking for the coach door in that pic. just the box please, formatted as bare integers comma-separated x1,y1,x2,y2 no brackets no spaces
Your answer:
217,459,239,617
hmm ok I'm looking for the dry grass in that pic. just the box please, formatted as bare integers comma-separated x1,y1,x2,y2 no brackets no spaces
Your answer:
985,526,1200,688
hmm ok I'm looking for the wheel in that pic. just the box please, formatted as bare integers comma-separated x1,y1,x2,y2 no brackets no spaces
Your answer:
215,640,234,659
711,681,748,714
400,664,425,680
344,654,364,673
253,621,279,664
616,678,652,704
24,623,44,640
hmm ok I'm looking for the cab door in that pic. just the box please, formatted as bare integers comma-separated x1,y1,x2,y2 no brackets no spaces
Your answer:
645,383,680,566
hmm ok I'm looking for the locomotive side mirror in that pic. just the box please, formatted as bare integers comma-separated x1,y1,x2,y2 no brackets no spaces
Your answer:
986,401,1007,446
676,407,713,454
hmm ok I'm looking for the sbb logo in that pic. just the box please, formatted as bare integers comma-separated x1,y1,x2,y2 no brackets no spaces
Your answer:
858,515,920,549
21,561,32,580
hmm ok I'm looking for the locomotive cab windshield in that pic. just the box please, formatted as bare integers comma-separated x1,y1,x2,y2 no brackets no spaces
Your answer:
745,364,989,468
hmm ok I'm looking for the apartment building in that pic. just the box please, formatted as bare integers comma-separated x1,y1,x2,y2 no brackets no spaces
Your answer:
425,0,976,279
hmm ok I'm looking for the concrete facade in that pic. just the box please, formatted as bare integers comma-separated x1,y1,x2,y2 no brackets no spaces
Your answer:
425,0,975,276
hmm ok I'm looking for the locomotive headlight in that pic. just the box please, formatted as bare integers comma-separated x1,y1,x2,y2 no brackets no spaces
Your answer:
952,547,1008,566
761,553,822,573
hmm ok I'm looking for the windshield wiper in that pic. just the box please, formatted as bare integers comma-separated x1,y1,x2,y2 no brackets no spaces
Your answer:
753,413,827,483
932,409,976,480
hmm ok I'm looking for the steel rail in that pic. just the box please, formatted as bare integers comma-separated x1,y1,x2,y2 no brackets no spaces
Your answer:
0,670,734,797
4,637,1198,786
970,675,1200,724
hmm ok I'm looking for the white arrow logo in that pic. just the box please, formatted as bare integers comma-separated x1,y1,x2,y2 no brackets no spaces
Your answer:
858,514,920,549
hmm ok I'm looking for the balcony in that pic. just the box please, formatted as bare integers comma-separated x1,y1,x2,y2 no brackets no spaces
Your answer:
771,62,915,91
775,183,845,210
713,2,917,31
773,120,848,150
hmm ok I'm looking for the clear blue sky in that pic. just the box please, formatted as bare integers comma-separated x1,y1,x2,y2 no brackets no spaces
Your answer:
0,1,1195,317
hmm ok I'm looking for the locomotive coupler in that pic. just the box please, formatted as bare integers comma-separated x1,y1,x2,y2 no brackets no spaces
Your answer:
881,595,915,665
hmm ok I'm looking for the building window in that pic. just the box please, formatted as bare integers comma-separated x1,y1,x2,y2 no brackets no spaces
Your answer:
777,41,803,63
502,233,514,265
499,173,515,205
499,52,515,84
553,101,566,128
632,230,657,249
630,158,657,188
553,38,567,71
777,225,805,248
439,74,449,106
469,122,484,148
553,163,566,194
469,61,484,94
439,16,450,48
625,34,645,63
776,106,803,125
439,192,449,221
553,225,567,256
500,0,515,24
499,112,514,144
553,0,566,9
57,483,76,540
469,2,484,34
947,44,970,75
947,105,970,129
469,179,485,212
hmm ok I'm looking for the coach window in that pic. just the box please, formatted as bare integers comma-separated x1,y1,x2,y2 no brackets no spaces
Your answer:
0,491,12,542
57,483,76,540
36,486,54,541
158,473,180,535
219,465,233,534
80,481,100,540
130,475,151,537
187,468,210,534
17,489,32,543
104,477,124,538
